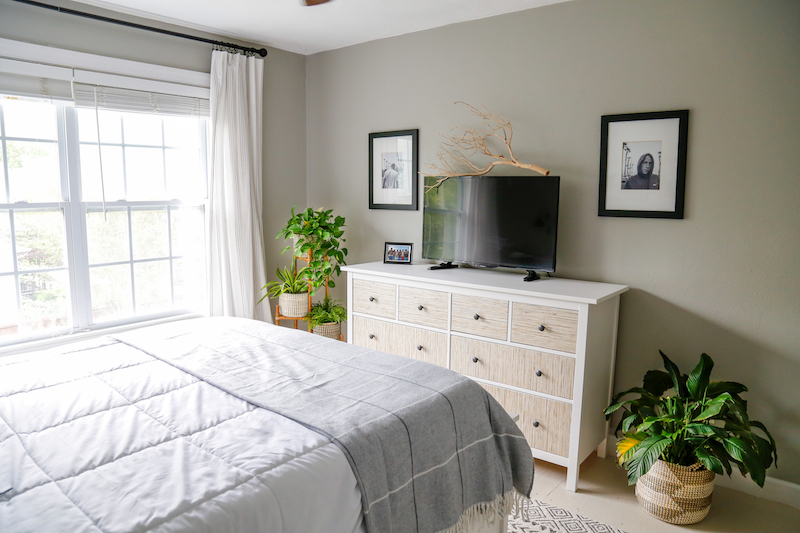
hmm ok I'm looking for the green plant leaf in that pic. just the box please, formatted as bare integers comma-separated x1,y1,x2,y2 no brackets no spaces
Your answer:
750,420,778,467
659,350,688,398
705,439,733,476
706,381,747,399
694,393,733,421
625,436,671,486
724,437,766,487
695,444,724,475
687,353,714,400
622,414,640,433
643,370,674,396
685,423,727,438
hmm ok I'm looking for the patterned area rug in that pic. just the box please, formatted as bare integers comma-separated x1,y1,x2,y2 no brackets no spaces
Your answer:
508,499,628,533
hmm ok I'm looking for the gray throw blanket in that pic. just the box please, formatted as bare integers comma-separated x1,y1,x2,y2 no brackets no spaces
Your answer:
115,317,534,533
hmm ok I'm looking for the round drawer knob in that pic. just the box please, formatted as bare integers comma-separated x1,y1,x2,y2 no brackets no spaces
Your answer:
369,296,375,302
538,324,546,332
369,334,375,339
472,357,479,363
418,305,424,311
473,314,480,320
532,421,540,428
535,370,543,377
417,345,423,351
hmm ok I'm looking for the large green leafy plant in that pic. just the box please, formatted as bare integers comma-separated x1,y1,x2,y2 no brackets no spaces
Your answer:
306,296,347,329
277,207,347,294
605,351,777,487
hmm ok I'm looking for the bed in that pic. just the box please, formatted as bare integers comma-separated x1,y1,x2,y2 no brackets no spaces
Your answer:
0,317,533,533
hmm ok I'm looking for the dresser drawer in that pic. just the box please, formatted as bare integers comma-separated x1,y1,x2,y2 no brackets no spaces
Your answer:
353,316,392,352
352,279,396,319
481,383,571,457
398,286,449,330
451,336,575,399
406,327,447,368
511,302,578,354
451,294,508,340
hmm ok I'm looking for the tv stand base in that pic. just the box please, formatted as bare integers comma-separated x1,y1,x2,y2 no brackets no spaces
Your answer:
429,262,458,270
524,270,541,282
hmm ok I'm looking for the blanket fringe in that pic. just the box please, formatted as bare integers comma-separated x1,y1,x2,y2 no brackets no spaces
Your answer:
436,490,532,533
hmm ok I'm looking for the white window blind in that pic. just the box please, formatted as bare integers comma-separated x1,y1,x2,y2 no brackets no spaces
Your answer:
72,82,210,117
0,58,73,102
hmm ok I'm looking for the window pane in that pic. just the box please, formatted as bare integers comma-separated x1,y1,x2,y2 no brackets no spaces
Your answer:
0,211,12,273
173,258,205,312
131,209,168,259
7,140,61,202
165,148,205,200
0,275,19,337
86,209,129,265
0,146,6,203
134,260,171,315
123,113,162,146
163,116,201,149
19,270,70,333
77,108,122,144
90,264,132,322
2,99,57,140
14,210,66,270
171,206,205,258
125,147,165,200
80,144,125,202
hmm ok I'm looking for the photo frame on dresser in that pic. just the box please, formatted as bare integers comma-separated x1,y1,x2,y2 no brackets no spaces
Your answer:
599,110,689,219
384,242,413,264
369,129,419,210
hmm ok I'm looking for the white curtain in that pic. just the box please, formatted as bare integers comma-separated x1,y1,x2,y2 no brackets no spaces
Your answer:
207,50,271,321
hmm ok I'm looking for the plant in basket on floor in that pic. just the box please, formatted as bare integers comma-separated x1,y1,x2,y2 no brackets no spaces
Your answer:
306,296,347,339
258,266,309,318
605,351,777,525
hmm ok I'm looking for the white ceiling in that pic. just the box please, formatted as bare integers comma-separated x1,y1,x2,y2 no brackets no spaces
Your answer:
70,0,572,55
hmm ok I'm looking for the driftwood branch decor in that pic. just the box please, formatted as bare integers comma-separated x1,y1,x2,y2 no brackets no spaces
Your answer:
424,102,550,192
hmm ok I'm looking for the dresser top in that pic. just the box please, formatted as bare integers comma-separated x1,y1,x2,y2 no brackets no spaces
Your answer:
342,262,628,305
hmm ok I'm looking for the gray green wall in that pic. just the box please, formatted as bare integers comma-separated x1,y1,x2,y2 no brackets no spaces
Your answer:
0,0,307,292
305,0,800,484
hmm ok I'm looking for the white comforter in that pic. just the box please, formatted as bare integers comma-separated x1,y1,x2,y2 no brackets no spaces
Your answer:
0,336,365,533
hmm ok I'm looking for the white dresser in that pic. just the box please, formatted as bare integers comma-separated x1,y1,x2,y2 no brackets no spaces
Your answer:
342,262,628,491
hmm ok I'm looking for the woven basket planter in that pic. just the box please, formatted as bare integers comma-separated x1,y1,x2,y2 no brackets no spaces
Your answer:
278,293,307,318
312,322,341,340
635,460,715,525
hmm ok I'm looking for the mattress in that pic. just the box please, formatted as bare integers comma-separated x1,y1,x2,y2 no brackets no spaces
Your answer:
0,334,364,533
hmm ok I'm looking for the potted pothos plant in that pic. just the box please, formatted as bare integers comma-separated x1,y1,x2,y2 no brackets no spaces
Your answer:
276,206,348,294
306,296,347,339
605,351,777,524
258,266,309,318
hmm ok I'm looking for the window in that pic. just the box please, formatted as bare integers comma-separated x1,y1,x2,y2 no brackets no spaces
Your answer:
0,97,208,346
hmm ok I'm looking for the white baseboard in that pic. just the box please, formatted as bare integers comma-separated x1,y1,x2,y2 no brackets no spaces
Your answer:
603,436,800,510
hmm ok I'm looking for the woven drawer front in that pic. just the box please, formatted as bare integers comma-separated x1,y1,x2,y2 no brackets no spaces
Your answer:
510,302,578,354
352,316,447,368
352,279,396,319
398,286,448,330
451,294,508,340
451,336,575,400
353,316,392,352
481,383,571,457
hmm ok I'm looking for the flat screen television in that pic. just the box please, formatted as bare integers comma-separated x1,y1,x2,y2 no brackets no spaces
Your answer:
422,175,560,275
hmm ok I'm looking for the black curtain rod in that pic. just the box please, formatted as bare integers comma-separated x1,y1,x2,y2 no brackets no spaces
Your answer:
12,0,268,57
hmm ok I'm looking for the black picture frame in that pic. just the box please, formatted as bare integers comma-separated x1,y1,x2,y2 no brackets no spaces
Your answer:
369,129,419,210
384,242,413,264
599,110,689,219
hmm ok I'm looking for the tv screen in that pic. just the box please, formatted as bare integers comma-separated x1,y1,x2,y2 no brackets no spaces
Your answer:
422,175,560,272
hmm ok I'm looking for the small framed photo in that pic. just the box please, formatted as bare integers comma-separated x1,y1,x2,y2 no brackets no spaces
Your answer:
384,242,413,264
599,110,689,219
369,129,419,210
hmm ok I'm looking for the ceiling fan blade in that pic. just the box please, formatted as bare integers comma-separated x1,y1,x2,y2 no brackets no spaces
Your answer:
304,0,332,5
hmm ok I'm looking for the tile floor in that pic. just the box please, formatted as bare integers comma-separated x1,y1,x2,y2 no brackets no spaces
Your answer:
529,453,800,532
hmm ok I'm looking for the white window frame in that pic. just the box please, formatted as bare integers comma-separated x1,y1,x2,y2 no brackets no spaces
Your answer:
0,39,212,350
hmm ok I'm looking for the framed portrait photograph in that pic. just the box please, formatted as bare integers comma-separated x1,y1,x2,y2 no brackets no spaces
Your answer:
599,110,689,218
384,242,413,264
369,129,419,210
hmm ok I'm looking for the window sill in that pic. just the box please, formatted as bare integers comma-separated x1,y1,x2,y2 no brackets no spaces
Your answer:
0,312,205,358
